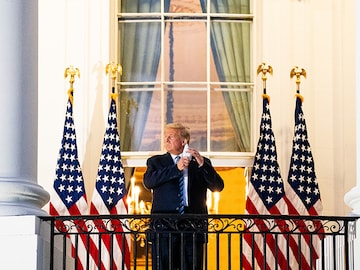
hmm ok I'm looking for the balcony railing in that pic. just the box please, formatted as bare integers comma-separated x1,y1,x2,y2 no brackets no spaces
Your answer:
40,214,358,270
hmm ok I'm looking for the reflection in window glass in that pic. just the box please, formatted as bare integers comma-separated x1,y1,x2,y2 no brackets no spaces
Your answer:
164,21,206,82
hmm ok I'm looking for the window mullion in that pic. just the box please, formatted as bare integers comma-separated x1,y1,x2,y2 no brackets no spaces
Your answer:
160,0,166,151
206,0,211,153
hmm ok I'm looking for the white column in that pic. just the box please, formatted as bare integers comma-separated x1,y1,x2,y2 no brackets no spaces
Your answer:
344,1,360,268
344,0,360,216
0,0,49,215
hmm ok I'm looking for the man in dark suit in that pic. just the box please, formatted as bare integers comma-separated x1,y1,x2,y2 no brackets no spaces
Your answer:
143,123,224,270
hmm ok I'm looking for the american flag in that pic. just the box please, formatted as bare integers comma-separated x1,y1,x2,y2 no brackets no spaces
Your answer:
284,94,323,269
242,95,298,270
89,97,130,270
49,93,95,269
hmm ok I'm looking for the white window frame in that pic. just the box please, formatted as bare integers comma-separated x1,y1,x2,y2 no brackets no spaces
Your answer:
110,0,257,168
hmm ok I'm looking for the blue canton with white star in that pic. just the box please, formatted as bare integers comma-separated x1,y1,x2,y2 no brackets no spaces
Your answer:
54,99,86,209
287,97,321,210
251,97,284,209
95,99,126,211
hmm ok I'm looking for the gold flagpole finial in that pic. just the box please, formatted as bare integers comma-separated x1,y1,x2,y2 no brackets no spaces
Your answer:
106,62,122,87
257,62,273,92
64,66,80,104
290,66,306,93
64,65,80,89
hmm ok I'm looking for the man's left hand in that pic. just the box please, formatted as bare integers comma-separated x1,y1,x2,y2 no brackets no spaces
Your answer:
187,147,204,167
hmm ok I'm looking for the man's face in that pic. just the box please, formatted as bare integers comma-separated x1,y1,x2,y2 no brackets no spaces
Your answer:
164,128,185,155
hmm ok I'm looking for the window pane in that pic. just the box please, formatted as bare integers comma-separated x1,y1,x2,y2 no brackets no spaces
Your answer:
210,90,239,152
119,86,161,151
210,21,251,83
209,0,250,14
120,0,162,13
168,0,201,13
166,87,207,151
210,86,252,152
118,21,162,82
164,21,206,82
138,90,162,151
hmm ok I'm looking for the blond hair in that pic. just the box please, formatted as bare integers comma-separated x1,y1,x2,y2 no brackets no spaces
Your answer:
165,123,190,143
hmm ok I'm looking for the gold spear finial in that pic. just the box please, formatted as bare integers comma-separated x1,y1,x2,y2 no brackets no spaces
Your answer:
290,66,306,93
257,62,273,91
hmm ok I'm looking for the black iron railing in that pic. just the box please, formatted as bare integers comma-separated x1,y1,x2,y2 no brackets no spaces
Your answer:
40,214,358,270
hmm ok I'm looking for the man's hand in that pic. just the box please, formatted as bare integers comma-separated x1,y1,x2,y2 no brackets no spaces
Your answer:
187,147,204,167
177,156,190,170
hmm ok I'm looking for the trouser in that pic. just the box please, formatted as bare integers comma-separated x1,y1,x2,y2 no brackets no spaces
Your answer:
151,233,204,270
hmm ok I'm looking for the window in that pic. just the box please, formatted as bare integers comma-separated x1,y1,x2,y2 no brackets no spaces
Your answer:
113,0,254,167
112,2,253,262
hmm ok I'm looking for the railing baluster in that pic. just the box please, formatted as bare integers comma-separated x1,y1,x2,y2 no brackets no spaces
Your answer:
309,234,313,270
74,233,78,270
216,232,220,270
344,220,350,270
239,232,243,270
110,231,114,270
333,232,337,269
193,232,196,270
287,233,291,270
251,233,255,269
298,233,302,270
144,234,150,270
121,231,126,270
321,233,325,270
62,234,67,270
227,233,231,270
48,218,55,270
132,232,137,269
204,233,208,270
85,234,90,270
98,233,102,269
263,232,267,270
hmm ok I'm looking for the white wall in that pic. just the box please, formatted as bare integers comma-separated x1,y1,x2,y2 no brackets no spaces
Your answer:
38,0,111,204
38,0,356,215
254,0,356,215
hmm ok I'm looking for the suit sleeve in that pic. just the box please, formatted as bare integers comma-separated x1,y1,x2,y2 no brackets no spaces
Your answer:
197,158,224,192
143,155,182,190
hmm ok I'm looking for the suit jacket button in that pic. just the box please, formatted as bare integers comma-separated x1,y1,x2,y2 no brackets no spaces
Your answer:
176,207,179,210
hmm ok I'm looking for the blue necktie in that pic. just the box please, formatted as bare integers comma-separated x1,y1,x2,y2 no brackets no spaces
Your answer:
175,156,185,214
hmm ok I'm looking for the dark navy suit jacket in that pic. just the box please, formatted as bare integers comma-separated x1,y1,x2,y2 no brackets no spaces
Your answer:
143,152,224,214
